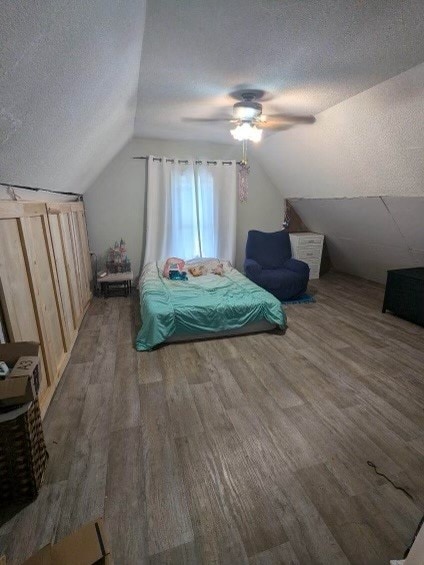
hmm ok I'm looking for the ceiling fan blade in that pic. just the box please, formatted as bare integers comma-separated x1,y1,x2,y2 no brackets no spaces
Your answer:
256,122,292,131
182,117,235,123
264,113,316,124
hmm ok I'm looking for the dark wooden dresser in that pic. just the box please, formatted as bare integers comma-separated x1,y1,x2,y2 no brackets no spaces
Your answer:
382,267,424,326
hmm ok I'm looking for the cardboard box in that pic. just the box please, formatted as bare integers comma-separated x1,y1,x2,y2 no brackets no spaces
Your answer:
10,356,40,393
21,544,51,565
0,376,37,407
0,343,40,366
22,518,113,565
0,343,40,407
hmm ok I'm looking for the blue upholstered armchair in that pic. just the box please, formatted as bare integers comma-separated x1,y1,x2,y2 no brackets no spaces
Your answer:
244,230,310,301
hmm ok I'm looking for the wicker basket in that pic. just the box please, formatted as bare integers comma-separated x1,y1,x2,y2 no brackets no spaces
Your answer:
0,398,48,502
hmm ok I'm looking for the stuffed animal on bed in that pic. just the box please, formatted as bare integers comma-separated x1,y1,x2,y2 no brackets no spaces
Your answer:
211,262,224,276
188,265,204,277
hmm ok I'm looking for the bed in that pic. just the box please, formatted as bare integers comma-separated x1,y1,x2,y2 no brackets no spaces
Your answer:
135,260,287,351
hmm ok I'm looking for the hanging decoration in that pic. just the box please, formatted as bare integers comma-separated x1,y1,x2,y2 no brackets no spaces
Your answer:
238,139,250,203
238,162,249,203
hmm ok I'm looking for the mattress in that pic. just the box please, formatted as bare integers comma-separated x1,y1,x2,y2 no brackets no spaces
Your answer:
135,261,287,351
165,319,277,344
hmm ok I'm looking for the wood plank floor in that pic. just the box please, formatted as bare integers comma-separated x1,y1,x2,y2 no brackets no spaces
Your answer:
1,271,423,564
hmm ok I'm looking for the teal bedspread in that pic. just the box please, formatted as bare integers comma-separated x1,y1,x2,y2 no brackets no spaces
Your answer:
135,262,287,351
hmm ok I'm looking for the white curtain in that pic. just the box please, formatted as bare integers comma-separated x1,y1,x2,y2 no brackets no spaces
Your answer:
144,156,237,265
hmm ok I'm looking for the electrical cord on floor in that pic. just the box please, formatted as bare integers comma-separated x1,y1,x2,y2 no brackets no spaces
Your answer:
367,461,414,500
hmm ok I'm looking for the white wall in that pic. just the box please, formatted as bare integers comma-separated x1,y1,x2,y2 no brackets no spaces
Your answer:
257,61,424,199
84,137,283,275
291,197,424,284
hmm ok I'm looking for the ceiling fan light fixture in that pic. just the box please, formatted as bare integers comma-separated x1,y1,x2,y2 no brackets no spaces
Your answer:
233,100,262,121
230,122,263,143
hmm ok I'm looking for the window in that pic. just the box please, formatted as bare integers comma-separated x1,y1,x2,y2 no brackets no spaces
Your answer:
170,166,215,259
144,157,236,265
196,167,216,258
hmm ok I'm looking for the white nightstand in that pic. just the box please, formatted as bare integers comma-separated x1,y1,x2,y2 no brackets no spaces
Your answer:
289,232,324,280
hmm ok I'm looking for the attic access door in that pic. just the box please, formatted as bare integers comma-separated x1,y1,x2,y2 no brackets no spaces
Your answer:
0,202,67,411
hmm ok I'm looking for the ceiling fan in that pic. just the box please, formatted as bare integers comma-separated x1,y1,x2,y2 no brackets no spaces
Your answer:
183,89,316,142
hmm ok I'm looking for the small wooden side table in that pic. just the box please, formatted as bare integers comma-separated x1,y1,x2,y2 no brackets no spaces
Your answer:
98,272,133,298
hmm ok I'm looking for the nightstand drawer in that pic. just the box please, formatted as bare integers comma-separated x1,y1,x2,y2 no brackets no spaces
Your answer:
296,237,323,248
296,249,322,260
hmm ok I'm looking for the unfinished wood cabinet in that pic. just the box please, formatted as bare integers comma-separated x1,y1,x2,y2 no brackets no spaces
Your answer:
47,202,92,340
0,201,92,416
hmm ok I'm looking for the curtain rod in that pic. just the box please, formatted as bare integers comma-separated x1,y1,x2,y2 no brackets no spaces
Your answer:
0,181,83,199
133,156,243,165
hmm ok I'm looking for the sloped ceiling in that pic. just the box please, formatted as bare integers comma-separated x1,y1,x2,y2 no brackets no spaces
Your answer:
135,0,424,143
291,197,424,283
257,61,424,198
0,0,146,193
3,0,424,197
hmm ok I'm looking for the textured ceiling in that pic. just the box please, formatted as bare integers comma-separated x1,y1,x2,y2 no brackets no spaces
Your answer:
3,0,424,194
135,0,424,143
0,0,146,193
257,61,424,198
